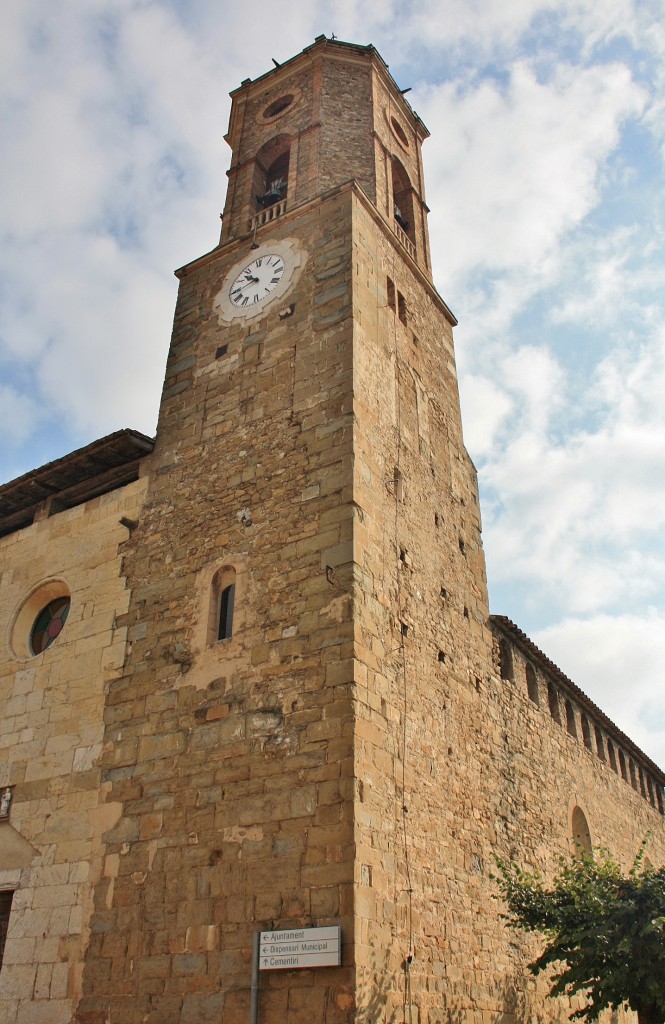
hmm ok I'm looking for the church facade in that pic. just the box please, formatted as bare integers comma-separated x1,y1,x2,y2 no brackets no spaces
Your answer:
0,36,663,1024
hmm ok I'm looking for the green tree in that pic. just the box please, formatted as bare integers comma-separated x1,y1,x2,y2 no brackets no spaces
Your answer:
494,842,665,1024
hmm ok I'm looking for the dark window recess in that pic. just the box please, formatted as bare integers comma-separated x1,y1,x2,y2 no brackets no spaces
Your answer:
398,292,408,326
581,714,592,750
0,890,14,969
440,587,447,600
400,621,409,637
499,640,514,682
547,682,561,724
565,700,577,737
463,606,469,620
595,726,606,760
216,345,228,358
387,277,396,311
525,663,538,705
438,650,446,663
619,749,628,781
607,740,618,772
458,537,466,555
629,760,638,791
257,150,289,208
218,584,235,641
639,768,647,799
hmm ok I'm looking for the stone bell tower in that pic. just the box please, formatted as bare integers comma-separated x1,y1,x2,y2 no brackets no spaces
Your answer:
76,36,496,1024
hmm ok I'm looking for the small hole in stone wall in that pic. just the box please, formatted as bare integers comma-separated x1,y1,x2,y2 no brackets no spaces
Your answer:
411,332,419,347
438,650,446,663
440,587,447,600
447,746,453,756
216,344,228,358
400,621,409,637
463,606,469,619
475,677,482,692
458,537,466,555
435,512,441,527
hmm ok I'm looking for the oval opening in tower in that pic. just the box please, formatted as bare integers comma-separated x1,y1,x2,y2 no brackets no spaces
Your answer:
390,115,409,147
263,94,294,119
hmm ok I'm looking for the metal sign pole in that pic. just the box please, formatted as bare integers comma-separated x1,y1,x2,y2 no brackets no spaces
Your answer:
250,931,260,1024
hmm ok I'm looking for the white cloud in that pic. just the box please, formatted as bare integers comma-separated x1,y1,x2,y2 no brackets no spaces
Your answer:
419,59,646,293
533,611,665,767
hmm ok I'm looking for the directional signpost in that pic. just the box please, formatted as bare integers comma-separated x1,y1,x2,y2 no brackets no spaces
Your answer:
258,925,341,971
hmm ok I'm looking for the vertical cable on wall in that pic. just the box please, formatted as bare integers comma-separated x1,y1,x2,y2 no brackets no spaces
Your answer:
385,88,416,1019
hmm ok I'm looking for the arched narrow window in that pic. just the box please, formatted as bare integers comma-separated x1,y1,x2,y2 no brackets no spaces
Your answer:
547,681,561,724
629,759,638,791
218,583,235,640
253,135,291,211
618,749,628,781
581,714,592,750
571,806,592,856
499,640,514,681
0,890,15,969
525,662,539,704
209,566,237,644
607,740,618,773
391,157,416,245
638,767,647,799
646,776,655,807
594,725,605,761
565,700,577,737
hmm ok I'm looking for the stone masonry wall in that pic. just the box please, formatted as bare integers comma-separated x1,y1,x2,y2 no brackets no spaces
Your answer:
77,188,360,1024
349,190,665,1023
0,477,148,1024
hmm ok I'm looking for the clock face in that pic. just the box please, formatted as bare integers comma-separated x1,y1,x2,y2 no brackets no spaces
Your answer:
229,255,285,309
214,238,305,324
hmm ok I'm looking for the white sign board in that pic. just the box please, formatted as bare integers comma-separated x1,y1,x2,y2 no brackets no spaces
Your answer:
259,926,341,970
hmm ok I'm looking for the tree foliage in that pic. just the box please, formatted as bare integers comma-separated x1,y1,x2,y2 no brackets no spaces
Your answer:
494,841,665,1024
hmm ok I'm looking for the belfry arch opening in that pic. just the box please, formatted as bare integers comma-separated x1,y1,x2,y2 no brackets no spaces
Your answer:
253,135,291,211
391,156,416,246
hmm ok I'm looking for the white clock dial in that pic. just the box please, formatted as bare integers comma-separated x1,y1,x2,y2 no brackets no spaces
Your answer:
214,238,305,324
229,255,285,308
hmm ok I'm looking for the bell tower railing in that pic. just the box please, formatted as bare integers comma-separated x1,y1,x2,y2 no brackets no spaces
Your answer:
249,200,287,233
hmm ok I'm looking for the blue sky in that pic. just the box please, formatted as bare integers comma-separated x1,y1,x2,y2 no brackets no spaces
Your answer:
2,0,665,765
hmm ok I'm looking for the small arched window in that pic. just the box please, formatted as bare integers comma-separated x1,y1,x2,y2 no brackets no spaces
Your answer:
581,714,592,750
594,725,606,761
571,806,592,856
547,681,561,724
218,584,235,641
210,566,236,644
525,662,538,704
565,700,577,738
